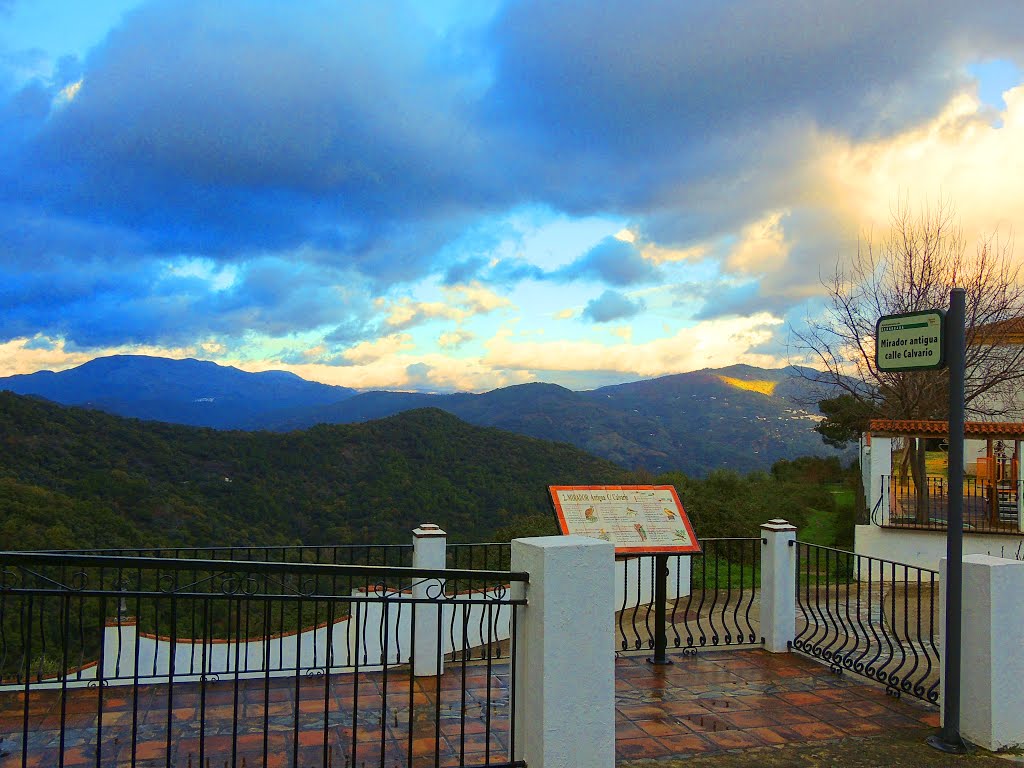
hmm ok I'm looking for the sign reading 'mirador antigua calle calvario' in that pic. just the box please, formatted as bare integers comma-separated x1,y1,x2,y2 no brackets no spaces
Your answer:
875,309,946,372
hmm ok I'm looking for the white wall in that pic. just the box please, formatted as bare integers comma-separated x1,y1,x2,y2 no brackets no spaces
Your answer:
856,524,1024,571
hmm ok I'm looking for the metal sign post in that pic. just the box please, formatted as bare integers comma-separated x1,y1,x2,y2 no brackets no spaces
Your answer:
927,287,968,754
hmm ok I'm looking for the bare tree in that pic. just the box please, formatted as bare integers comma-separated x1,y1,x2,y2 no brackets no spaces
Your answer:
792,201,1024,520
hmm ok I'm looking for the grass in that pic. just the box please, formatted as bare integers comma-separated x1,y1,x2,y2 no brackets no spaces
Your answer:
797,484,855,549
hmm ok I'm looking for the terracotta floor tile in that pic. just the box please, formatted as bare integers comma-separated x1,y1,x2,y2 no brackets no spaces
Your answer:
657,732,716,754
745,725,803,745
615,720,648,739
787,720,848,741
702,728,769,750
833,717,889,736
719,709,780,728
776,690,828,706
762,705,820,725
6,649,944,767
616,736,672,759
660,699,714,717
634,718,690,737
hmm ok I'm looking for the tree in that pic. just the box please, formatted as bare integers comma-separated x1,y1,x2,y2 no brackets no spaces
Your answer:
792,201,1024,520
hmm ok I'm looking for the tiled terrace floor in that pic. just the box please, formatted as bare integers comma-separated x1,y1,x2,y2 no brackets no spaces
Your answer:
0,649,939,767
614,648,938,761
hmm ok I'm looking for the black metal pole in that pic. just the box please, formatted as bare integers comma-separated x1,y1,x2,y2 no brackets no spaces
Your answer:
929,287,967,753
648,554,672,666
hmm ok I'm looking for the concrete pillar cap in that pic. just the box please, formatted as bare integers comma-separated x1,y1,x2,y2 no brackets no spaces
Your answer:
414,523,447,537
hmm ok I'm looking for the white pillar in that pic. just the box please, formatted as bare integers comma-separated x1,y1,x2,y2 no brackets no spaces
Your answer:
940,555,1024,751
512,535,615,768
1016,440,1023,533
412,523,447,677
760,519,796,653
869,436,893,525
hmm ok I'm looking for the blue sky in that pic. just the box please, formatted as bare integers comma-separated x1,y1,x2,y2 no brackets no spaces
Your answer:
2,0,1024,391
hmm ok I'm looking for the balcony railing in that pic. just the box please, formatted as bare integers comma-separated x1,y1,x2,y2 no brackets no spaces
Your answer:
0,550,526,768
874,475,1023,534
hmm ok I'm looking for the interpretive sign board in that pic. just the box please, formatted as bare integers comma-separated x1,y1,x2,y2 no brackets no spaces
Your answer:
876,310,946,372
549,485,700,555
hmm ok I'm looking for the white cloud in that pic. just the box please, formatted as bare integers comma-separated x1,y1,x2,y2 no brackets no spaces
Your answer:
341,333,414,365
484,313,784,376
818,87,1024,249
724,211,790,275
438,329,475,349
380,282,512,329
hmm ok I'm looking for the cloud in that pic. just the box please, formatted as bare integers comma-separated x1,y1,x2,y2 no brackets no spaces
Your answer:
3,0,1024,381
380,282,512,330
582,290,645,323
404,362,434,389
484,314,785,377
438,329,475,349
341,333,414,366
724,211,790,275
555,237,660,285
4,1,504,278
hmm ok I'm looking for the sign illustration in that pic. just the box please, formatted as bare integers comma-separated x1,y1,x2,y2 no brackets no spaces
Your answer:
549,485,701,555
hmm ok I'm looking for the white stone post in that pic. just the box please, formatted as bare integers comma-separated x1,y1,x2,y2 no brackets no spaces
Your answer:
412,523,447,677
760,519,796,653
869,436,893,525
1015,440,1023,533
940,555,1024,752
512,535,615,768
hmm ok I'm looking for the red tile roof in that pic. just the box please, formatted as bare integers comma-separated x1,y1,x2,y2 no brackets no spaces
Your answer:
973,317,1024,345
869,419,1024,438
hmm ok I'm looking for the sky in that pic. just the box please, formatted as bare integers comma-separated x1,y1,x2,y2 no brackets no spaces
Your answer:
2,1,1023,392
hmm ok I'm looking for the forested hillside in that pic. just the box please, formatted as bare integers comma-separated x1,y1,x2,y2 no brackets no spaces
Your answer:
0,393,627,550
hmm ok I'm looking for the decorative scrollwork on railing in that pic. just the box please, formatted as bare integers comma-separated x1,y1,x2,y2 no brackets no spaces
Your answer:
371,577,511,603
0,568,18,591
0,567,90,593
793,542,940,707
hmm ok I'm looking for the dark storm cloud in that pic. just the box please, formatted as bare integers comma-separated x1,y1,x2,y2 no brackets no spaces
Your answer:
582,290,645,323
11,1,506,271
555,237,660,285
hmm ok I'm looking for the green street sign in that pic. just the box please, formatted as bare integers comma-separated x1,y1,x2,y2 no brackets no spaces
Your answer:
876,309,946,372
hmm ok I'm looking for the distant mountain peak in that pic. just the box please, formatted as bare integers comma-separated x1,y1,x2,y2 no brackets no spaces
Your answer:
0,354,357,430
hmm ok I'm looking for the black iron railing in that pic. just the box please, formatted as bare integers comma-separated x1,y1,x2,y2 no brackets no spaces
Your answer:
875,475,1022,534
0,551,526,768
616,538,761,654
447,543,512,572
45,543,415,567
793,542,939,704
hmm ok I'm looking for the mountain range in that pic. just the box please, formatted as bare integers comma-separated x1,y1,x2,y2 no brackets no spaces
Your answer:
0,355,356,430
0,355,847,475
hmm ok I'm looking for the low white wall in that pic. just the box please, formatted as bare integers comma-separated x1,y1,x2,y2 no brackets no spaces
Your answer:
856,525,1024,571
614,555,690,610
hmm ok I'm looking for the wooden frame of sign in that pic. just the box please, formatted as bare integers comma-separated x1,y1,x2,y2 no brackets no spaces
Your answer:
549,485,701,555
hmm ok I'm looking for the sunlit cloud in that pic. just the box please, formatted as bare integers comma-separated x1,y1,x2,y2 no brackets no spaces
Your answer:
438,329,475,349
724,211,790,275
380,282,512,330
55,78,83,105
341,334,414,365
819,87,1024,247
484,314,785,377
